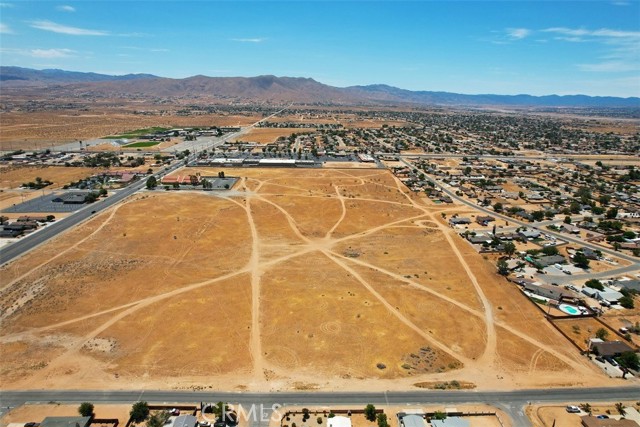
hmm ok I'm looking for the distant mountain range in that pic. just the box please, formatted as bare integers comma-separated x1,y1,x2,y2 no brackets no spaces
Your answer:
1,66,638,108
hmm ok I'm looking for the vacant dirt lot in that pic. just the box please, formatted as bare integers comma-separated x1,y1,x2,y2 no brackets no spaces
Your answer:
0,110,262,149
0,166,99,190
0,168,611,391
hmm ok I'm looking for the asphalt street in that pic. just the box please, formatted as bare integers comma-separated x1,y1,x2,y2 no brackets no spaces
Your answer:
2,387,639,427
0,160,183,267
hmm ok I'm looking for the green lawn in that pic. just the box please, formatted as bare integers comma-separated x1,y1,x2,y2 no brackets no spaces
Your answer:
123,141,161,148
102,127,171,139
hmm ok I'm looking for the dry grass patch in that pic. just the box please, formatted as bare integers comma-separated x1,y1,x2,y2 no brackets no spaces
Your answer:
0,166,99,189
260,252,459,378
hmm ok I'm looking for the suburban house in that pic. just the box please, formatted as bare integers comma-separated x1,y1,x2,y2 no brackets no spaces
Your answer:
41,417,92,427
561,224,581,234
52,193,87,204
596,287,624,304
531,255,566,268
328,416,352,427
581,416,639,427
466,234,493,245
613,279,640,293
449,217,471,226
476,215,495,226
431,417,471,427
519,229,541,240
173,415,198,427
397,413,426,427
524,283,577,301
590,340,635,357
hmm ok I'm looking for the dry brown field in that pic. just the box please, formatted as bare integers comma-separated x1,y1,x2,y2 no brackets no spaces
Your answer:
0,166,100,190
0,168,613,391
0,110,262,150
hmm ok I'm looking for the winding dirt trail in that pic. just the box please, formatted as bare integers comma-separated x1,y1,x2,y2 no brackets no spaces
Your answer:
4,169,600,387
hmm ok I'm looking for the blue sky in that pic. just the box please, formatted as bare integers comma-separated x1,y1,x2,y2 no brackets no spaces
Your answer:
1,1,639,97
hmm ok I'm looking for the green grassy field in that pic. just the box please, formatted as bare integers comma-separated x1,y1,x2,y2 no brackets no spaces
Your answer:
102,127,171,139
123,141,161,148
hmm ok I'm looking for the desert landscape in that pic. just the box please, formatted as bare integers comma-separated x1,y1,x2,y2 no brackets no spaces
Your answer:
0,167,613,391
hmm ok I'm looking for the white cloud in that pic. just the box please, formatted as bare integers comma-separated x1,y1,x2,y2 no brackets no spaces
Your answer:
0,23,13,34
542,26,640,73
506,28,531,40
57,5,76,12
0,2,13,7
30,48,75,58
578,60,640,73
231,38,264,43
543,27,640,39
30,20,108,36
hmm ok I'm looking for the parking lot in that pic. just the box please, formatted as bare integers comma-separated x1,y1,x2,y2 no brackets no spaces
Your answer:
2,191,90,213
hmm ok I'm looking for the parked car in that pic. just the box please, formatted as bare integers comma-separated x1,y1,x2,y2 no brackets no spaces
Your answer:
596,415,609,419
170,409,180,416
566,405,580,413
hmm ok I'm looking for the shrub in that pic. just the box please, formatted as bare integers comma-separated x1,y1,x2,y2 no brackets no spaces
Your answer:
78,402,94,417
130,401,150,423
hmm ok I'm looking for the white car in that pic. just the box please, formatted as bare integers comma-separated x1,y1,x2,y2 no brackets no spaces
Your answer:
566,406,580,413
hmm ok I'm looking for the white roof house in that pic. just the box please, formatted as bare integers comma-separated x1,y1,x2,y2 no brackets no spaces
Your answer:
328,416,352,427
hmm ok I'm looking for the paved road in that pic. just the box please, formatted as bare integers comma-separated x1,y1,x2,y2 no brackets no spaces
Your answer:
163,106,291,155
1,387,639,427
0,161,183,267
393,153,639,162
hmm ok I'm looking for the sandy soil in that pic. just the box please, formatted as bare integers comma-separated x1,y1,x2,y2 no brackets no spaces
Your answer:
0,110,262,149
0,166,100,190
0,168,617,391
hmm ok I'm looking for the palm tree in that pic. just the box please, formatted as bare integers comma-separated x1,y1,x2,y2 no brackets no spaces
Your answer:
580,403,592,415
615,403,626,417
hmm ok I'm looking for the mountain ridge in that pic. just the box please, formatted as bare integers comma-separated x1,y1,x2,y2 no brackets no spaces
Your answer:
1,66,638,108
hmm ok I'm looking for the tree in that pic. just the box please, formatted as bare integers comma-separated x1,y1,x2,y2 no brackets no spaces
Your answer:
497,259,510,276
585,279,604,291
573,252,590,269
542,245,559,256
595,328,609,341
606,207,619,219
317,417,323,425
376,413,388,427
619,295,635,309
579,403,592,416
618,351,640,370
531,210,545,222
130,401,150,423
493,202,503,213
432,411,447,421
615,403,626,417
146,176,157,189
564,216,572,224
503,242,516,256
146,411,170,427
78,402,94,417
364,404,377,422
